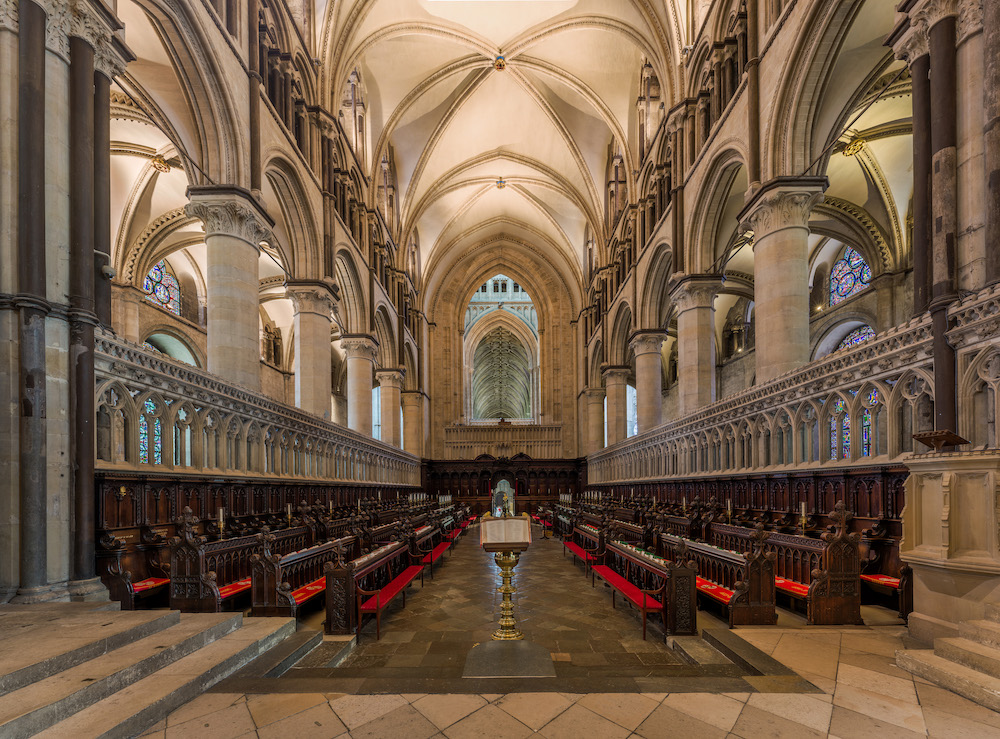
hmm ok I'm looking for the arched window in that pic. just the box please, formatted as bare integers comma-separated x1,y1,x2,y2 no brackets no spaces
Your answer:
626,384,638,438
829,397,849,461
139,398,162,464
837,325,875,350
372,385,382,440
143,260,181,315
829,247,871,305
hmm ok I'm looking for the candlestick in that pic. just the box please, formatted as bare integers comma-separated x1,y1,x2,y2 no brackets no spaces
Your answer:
218,507,224,531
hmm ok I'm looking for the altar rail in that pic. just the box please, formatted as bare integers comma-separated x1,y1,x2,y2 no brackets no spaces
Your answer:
94,331,419,485
590,283,1000,484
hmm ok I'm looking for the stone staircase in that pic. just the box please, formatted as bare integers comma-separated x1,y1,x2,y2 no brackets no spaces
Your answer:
896,602,1000,711
0,601,299,738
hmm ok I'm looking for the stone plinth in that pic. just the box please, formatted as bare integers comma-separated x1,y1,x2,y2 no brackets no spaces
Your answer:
902,450,1000,642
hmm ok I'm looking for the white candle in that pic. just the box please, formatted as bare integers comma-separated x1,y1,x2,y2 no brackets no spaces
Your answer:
218,507,224,529
286,503,292,519
801,501,806,518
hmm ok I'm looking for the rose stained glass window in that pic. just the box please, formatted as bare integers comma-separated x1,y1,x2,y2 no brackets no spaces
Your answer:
830,247,872,305
143,260,181,315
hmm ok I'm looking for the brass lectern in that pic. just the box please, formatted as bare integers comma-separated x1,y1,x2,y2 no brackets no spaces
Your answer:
480,512,531,640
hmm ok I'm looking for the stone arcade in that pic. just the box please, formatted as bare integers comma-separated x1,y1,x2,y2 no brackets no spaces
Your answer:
2,0,1000,736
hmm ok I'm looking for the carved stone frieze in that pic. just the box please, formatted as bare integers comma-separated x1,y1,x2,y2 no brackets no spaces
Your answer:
184,199,272,247
286,285,337,318
741,189,824,238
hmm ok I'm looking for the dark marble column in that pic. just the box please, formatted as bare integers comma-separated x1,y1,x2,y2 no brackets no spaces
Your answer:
93,70,112,327
985,0,1000,284
910,52,932,315
15,0,49,600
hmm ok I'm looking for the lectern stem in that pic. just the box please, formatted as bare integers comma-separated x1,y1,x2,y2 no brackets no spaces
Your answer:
492,551,523,640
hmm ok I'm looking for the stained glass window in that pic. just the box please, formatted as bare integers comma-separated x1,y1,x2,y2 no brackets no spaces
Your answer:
143,260,181,315
138,398,162,464
829,398,849,461
861,408,872,456
626,384,638,438
830,247,872,305
837,325,875,351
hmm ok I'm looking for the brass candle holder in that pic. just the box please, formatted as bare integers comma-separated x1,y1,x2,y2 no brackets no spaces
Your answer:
492,551,523,641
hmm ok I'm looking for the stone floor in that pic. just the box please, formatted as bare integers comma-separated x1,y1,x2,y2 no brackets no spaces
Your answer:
140,524,1000,738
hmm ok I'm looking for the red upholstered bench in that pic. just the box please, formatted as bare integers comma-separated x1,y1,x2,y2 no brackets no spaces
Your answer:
217,577,252,600
357,564,424,640
290,576,327,606
590,564,666,640
443,528,461,542
421,541,451,579
774,576,810,599
563,541,597,572
696,576,734,605
861,573,900,589
130,576,169,595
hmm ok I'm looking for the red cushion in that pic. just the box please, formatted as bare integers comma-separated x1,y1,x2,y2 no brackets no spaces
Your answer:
218,577,251,599
696,576,734,604
444,530,461,540
564,542,596,561
861,573,901,589
592,565,663,610
421,542,450,564
131,577,169,594
459,521,470,529
290,576,326,605
775,576,810,598
542,521,552,528
359,566,423,612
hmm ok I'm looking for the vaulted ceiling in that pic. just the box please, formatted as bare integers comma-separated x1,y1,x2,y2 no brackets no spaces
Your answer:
472,326,532,419
318,0,683,288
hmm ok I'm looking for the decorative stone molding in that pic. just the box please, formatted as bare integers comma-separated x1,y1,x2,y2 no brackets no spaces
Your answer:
911,0,958,31
602,366,631,384
957,0,983,41
629,331,666,357
185,196,272,248
375,369,405,388
584,387,606,400
740,182,825,239
893,18,930,63
42,0,71,59
1,0,17,32
341,335,378,363
668,277,721,315
287,284,337,319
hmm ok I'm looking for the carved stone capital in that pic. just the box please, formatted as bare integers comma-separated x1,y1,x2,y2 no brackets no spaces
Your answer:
341,335,378,363
669,277,721,314
584,387,606,402
893,18,930,63
957,0,983,41
375,369,404,389
1,0,17,32
287,283,337,319
740,182,825,240
42,0,71,59
629,331,666,357
95,39,131,79
185,188,273,248
911,0,958,31
602,366,631,385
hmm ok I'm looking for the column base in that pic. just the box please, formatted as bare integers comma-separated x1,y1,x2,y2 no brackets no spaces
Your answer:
9,582,71,604
68,577,110,602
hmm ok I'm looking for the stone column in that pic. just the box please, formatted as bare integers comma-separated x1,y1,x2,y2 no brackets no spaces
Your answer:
740,179,825,384
287,283,336,419
671,277,720,415
603,367,629,446
985,0,1000,284
402,391,424,457
185,187,273,391
342,336,377,436
376,369,403,448
630,332,664,434
893,20,932,315
585,388,605,454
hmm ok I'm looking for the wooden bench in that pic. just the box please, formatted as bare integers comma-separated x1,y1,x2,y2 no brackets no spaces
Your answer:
591,539,698,639
324,538,425,639
564,525,601,573
859,526,913,621
708,501,863,625
661,524,776,627
251,533,361,617
98,526,171,610
417,526,450,579
168,507,311,612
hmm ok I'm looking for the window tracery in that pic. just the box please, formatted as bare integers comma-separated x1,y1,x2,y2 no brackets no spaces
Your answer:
142,260,181,315
829,247,871,305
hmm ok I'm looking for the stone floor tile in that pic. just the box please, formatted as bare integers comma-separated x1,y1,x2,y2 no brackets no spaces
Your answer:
634,703,727,739
139,731,165,739
914,682,1000,729
771,634,842,680
840,632,906,659
638,693,666,703
796,670,838,694
575,693,659,731
480,694,504,702
536,703,630,739
832,684,926,734
248,692,328,728
746,693,834,733
662,693,745,732
922,706,1000,738
329,694,409,730
350,705,439,739
256,703,347,739
164,703,257,739
732,630,783,655
835,662,917,703
730,704,825,739
828,706,926,739
412,694,487,729
443,704,534,739
495,692,574,730
165,693,245,727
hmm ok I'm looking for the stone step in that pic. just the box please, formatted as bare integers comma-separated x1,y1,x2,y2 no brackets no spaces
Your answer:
668,635,734,666
983,603,1000,624
228,628,324,679
958,619,1000,649
0,612,242,739
896,648,1000,713
34,617,296,739
0,608,179,697
935,637,1000,680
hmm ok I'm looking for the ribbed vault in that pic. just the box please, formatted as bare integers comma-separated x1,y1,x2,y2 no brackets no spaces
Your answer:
472,327,532,419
